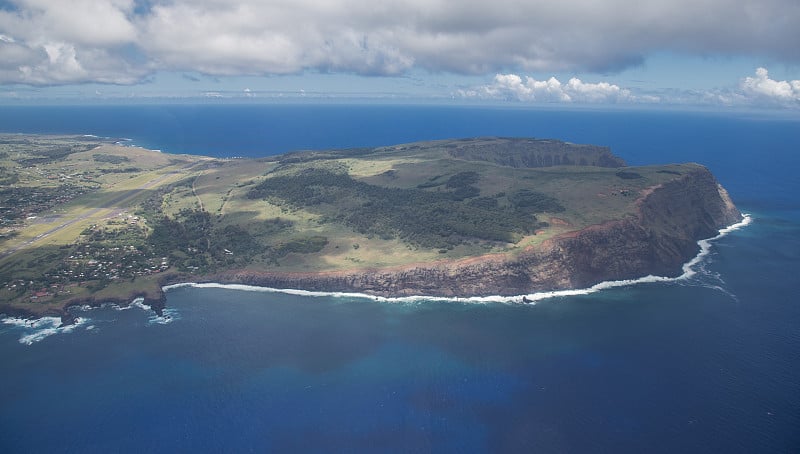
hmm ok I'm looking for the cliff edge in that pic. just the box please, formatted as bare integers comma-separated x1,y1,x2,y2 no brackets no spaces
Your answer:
208,166,741,296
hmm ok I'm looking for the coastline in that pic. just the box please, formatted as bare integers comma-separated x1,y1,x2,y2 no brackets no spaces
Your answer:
163,213,752,304
1,161,743,325
1,213,752,343
0,283,167,325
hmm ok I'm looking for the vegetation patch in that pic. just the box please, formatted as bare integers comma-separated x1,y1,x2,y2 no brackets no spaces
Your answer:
510,189,565,213
93,154,131,164
0,185,90,221
445,171,481,200
259,217,294,235
616,170,644,180
274,236,328,257
247,168,553,249
16,144,96,166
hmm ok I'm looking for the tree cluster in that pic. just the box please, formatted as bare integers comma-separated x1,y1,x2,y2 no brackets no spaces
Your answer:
247,168,562,249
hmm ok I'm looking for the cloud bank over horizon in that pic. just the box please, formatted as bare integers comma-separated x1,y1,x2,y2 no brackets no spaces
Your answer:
0,0,799,87
458,68,800,108
458,74,653,104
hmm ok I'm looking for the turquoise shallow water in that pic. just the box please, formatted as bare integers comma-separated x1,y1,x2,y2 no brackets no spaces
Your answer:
1,106,799,452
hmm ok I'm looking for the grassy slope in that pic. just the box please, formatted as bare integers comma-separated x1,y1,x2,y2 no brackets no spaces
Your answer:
0,135,694,313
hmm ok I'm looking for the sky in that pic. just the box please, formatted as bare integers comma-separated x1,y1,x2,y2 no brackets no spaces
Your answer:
0,0,799,109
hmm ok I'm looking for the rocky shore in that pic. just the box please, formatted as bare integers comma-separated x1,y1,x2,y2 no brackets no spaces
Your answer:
1,286,166,325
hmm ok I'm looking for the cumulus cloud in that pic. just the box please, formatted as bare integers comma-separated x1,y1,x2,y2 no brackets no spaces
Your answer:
461,68,800,108
13,0,137,46
0,0,799,85
137,1,415,76
0,0,146,84
679,68,800,108
739,67,800,105
459,73,650,104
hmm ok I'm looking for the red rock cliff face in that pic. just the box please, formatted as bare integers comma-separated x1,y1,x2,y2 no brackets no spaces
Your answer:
550,166,741,289
209,167,741,297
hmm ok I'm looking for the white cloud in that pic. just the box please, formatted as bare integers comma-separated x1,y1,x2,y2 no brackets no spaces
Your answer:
459,68,800,108
138,2,414,76
9,0,137,46
0,0,798,86
0,38,146,85
0,0,143,84
740,67,800,104
460,73,647,103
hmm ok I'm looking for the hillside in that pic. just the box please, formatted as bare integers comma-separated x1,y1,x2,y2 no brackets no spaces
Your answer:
0,135,741,317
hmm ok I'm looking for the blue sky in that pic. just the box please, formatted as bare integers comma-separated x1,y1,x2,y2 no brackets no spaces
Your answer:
1,0,798,108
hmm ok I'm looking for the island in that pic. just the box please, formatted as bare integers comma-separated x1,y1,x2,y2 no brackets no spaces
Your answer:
0,134,742,320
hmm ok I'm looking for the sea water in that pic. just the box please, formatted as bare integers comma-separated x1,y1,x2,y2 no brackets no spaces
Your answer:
1,105,799,452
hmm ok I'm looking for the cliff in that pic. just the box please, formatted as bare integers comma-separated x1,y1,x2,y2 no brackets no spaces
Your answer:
545,166,740,288
207,166,741,297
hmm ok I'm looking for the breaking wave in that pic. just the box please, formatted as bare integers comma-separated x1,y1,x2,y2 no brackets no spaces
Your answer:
149,307,180,325
1,316,90,345
1,296,180,345
118,297,178,325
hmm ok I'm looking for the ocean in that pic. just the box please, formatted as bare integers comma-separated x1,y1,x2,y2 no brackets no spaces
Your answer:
1,104,799,452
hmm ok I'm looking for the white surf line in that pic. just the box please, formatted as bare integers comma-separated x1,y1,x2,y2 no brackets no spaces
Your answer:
520,214,753,302
0,296,172,345
164,214,753,305
1,316,90,345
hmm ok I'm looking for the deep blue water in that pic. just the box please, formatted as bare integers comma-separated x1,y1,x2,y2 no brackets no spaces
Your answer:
1,105,799,452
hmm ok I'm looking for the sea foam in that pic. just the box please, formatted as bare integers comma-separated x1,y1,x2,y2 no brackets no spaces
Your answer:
0,295,176,345
1,316,90,345
164,214,752,305
103,297,178,325
148,307,180,325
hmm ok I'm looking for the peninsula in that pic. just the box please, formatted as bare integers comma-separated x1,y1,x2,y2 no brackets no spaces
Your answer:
0,135,741,319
